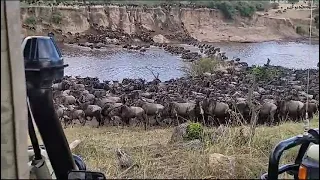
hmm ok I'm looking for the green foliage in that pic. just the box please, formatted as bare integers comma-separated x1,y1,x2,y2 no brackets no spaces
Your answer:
182,57,222,77
270,2,279,9
25,16,36,25
51,12,63,24
296,26,306,35
255,3,265,12
185,122,204,141
206,1,217,9
250,66,280,82
213,1,264,19
235,2,256,17
216,2,236,19
22,0,35,4
287,0,299,4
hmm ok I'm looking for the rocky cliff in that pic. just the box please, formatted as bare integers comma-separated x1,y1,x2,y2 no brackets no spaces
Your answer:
20,5,302,43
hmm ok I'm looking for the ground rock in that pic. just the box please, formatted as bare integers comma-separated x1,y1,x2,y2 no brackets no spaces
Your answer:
116,148,134,169
168,123,189,144
182,139,203,150
208,153,236,178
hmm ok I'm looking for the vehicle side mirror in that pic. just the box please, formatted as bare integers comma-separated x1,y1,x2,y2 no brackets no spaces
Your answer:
68,170,106,180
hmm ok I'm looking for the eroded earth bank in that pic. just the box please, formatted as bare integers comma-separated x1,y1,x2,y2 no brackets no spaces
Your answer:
20,3,318,43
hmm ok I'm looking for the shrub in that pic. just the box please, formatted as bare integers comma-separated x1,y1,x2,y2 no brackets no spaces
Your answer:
25,16,36,25
235,2,256,17
55,0,64,4
288,0,299,4
296,26,306,35
52,12,63,24
206,1,217,9
270,2,279,9
185,122,204,141
182,57,223,77
216,2,236,19
250,66,280,82
255,3,266,12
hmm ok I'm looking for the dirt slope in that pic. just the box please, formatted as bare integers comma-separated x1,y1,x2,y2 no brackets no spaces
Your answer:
20,5,311,43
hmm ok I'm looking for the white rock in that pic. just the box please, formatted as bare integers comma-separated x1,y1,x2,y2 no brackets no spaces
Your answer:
152,34,170,44
208,153,236,178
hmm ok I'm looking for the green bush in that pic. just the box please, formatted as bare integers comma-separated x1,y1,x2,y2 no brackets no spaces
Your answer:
216,2,236,19
255,3,265,12
270,2,279,9
250,66,280,82
235,2,256,17
182,57,223,77
186,122,204,141
52,12,63,24
56,0,64,4
25,16,36,25
206,1,217,9
296,26,306,35
288,0,299,4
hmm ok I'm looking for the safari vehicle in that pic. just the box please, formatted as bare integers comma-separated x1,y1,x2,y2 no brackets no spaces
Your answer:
1,1,318,180
260,128,319,180
1,1,106,179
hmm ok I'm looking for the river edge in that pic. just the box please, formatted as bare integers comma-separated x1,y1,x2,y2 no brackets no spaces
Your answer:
217,37,319,44
60,39,319,83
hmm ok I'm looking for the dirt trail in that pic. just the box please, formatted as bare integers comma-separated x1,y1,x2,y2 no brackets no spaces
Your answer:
20,4,317,43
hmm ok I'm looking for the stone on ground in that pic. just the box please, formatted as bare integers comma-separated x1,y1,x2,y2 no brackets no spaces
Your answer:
209,153,236,178
168,123,189,144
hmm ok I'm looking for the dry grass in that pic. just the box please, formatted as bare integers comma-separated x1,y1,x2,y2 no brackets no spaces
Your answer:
59,117,319,179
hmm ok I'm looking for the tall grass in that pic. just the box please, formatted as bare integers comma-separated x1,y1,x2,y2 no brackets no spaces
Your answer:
62,117,319,179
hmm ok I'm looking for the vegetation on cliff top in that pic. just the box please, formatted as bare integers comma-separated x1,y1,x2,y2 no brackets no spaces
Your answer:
207,1,266,19
21,0,270,19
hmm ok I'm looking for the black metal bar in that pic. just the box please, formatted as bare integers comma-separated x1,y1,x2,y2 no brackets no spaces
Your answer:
261,164,299,180
295,142,311,165
24,68,41,72
278,164,299,175
28,110,42,160
27,88,76,179
293,142,310,180
267,134,318,180
267,135,305,180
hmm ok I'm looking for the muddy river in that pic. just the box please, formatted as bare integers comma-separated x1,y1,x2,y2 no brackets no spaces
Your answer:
61,41,319,82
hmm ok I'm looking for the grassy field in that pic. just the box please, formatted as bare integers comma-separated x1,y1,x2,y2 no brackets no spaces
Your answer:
61,117,319,179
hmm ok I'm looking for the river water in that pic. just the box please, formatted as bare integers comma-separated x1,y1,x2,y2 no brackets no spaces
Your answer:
61,41,319,82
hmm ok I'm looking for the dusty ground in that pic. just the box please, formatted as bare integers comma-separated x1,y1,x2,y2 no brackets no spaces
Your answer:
56,118,319,179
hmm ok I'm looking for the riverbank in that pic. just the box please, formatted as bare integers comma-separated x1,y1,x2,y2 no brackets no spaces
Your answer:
20,3,318,44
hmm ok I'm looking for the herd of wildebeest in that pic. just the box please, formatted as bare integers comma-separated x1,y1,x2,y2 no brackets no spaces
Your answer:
53,58,319,129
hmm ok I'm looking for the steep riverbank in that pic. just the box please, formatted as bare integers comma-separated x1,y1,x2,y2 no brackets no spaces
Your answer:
20,5,314,43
